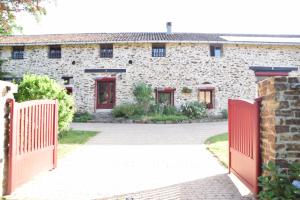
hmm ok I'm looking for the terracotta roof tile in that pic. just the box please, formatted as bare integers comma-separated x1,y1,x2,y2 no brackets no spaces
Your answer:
0,32,300,46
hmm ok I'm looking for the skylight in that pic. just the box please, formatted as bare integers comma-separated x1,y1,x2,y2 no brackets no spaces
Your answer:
220,36,300,43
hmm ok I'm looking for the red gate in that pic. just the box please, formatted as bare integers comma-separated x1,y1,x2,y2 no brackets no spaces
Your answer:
6,99,58,195
228,98,261,194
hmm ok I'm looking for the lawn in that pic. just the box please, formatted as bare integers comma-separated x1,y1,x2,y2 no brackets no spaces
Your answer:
58,130,98,158
205,133,228,167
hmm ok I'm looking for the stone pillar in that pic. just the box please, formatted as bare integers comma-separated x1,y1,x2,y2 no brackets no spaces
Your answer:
0,81,17,195
258,76,300,167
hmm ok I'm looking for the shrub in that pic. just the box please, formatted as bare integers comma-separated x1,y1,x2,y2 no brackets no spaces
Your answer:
15,74,75,133
162,105,178,115
258,161,300,200
221,109,228,119
181,86,192,94
133,83,153,113
73,112,93,122
149,104,178,115
112,103,143,118
149,104,164,115
181,101,207,119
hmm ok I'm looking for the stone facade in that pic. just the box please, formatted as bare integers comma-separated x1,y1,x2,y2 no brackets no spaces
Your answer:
0,81,17,195
1,43,300,113
258,76,300,166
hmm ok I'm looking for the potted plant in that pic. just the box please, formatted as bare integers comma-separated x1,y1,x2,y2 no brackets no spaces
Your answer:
181,87,192,95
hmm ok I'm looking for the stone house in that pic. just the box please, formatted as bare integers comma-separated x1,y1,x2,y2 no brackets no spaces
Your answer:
0,23,299,114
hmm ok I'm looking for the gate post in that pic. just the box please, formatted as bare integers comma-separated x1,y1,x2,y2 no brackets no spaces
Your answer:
0,81,17,195
258,76,300,167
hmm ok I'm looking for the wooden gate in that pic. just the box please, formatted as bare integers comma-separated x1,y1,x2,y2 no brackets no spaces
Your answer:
6,99,58,195
228,98,261,194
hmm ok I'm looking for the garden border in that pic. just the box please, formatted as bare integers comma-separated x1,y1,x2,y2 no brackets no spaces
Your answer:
88,117,227,124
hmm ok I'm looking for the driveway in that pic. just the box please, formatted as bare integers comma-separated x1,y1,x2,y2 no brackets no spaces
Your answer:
7,121,252,200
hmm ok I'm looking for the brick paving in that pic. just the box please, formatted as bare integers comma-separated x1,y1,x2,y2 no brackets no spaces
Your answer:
6,122,253,200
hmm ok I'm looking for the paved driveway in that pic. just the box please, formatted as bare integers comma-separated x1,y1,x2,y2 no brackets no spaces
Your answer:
7,122,252,200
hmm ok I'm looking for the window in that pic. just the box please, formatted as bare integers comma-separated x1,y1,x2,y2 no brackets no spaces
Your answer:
198,89,214,109
100,44,113,58
49,45,61,59
210,44,222,57
12,46,24,59
155,88,175,106
152,43,166,57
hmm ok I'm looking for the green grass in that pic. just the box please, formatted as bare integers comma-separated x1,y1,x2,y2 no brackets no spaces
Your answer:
146,114,189,122
58,130,98,158
205,133,228,167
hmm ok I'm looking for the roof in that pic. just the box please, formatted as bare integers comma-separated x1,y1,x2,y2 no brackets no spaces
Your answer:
249,66,298,72
1,32,300,46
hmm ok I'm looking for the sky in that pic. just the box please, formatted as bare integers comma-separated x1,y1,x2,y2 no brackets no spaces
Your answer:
15,0,300,35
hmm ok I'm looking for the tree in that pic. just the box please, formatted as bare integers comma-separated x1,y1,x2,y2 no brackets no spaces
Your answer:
0,0,47,35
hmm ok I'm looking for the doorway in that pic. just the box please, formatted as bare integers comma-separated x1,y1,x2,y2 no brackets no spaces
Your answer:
96,78,116,109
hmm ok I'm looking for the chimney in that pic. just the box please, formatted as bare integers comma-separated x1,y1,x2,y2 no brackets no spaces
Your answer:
166,22,172,34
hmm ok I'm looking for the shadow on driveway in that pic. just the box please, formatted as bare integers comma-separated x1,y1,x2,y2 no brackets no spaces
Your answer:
99,174,253,200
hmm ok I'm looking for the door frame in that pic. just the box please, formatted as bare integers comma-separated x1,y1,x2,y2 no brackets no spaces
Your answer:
95,77,116,109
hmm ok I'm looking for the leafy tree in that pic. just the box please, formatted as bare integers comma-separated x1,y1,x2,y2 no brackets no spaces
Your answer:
0,0,48,35
15,74,75,134
0,0,50,79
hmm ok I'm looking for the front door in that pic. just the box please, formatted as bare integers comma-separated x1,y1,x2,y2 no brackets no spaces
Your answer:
96,78,116,109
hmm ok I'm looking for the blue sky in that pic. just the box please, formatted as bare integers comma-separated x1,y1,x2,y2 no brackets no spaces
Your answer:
16,0,300,35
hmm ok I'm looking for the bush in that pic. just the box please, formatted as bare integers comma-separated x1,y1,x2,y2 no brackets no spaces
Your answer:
221,109,228,119
112,103,143,118
162,105,178,115
15,74,75,133
149,104,164,115
73,112,93,122
133,83,153,113
149,104,178,115
258,161,300,200
181,101,207,119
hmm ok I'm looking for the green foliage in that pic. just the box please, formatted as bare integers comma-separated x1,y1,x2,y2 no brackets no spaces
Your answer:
133,83,154,113
0,0,48,35
221,109,228,119
148,114,188,122
162,105,178,115
181,101,207,119
150,104,178,115
15,74,75,133
73,112,93,122
181,86,192,93
258,161,300,200
112,103,144,118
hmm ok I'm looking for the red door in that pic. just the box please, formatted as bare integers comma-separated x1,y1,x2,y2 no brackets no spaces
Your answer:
96,78,116,109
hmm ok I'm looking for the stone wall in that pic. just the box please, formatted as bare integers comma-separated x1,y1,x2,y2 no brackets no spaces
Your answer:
0,81,17,195
1,43,300,113
258,76,300,166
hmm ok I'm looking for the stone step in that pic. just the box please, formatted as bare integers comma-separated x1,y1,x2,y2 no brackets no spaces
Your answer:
91,111,113,122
